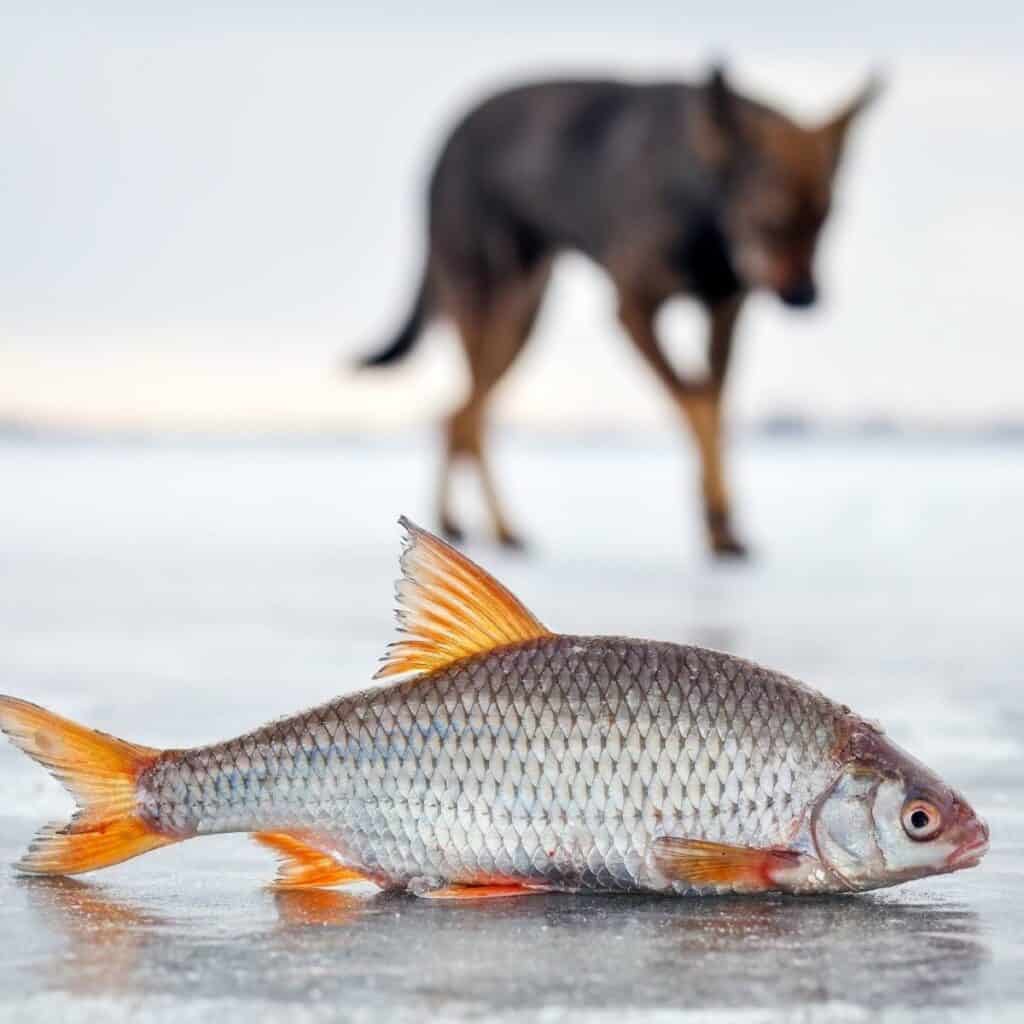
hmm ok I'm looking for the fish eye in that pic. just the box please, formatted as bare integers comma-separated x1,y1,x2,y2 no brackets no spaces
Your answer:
902,799,942,841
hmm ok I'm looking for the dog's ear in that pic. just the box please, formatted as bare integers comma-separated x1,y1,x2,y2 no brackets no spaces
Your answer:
705,64,742,137
821,72,885,168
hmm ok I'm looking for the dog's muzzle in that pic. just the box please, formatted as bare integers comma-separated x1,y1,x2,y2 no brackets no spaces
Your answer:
779,280,818,308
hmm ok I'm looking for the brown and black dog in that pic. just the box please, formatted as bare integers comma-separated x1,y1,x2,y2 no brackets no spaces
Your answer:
359,66,881,555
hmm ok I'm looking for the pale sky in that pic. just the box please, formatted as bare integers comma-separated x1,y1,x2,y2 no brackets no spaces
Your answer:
1,3,1022,431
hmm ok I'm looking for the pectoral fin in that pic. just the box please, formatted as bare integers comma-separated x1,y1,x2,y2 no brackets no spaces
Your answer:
652,837,803,892
252,831,370,890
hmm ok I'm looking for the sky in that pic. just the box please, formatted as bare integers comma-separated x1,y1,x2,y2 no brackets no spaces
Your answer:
1,3,1022,432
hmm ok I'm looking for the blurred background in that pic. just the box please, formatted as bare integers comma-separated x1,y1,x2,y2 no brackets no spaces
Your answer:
2,2,1022,433
1,4,1023,1020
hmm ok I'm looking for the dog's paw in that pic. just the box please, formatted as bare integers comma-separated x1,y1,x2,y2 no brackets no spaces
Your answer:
707,513,750,559
712,538,749,559
439,519,465,545
496,528,527,552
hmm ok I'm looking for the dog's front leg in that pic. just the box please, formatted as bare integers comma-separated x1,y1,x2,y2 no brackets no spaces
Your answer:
618,294,747,558
679,388,739,557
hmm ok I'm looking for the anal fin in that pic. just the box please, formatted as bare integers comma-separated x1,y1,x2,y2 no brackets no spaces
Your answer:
252,831,369,890
652,837,803,892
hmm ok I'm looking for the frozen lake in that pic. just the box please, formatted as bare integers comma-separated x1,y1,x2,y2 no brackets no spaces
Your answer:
0,433,1021,1022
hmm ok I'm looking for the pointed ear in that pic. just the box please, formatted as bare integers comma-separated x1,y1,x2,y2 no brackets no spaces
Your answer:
822,71,885,167
705,63,742,137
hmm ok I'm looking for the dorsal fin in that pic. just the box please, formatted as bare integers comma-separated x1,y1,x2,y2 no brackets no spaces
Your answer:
374,517,550,680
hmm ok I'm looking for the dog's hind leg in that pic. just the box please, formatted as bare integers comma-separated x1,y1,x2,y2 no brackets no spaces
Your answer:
439,262,551,547
618,292,747,557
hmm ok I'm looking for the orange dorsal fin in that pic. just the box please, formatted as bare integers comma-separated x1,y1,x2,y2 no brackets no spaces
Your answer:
652,837,802,892
0,695,174,875
252,831,369,889
374,517,550,680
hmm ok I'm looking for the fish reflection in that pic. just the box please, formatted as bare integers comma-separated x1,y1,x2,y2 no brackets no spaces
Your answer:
21,877,166,995
272,891,988,1011
272,887,375,928
22,882,987,1013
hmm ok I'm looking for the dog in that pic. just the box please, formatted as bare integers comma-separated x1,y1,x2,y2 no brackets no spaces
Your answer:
358,66,881,555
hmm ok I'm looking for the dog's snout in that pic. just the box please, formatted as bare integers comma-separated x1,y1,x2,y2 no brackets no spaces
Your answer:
779,280,818,308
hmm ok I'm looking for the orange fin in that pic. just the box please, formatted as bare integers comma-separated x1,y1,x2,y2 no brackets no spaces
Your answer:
0,695,173,875
652,837,802,891
374,516,550,680
419,882,545,901
252,831,369,889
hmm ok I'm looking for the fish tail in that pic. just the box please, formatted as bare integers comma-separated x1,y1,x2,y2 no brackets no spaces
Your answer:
0,695,176,875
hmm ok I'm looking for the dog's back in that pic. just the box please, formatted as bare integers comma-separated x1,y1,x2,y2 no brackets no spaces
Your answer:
429,79,718,284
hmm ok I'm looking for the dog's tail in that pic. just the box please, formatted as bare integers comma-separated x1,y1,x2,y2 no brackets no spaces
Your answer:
357,266,432,368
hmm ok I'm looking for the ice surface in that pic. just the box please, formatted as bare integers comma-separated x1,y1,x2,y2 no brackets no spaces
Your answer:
0,435,1021,1022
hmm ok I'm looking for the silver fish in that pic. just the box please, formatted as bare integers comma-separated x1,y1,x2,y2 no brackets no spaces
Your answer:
0,518,989,897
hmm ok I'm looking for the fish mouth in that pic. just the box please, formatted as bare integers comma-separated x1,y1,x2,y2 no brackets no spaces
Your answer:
947,836,990,870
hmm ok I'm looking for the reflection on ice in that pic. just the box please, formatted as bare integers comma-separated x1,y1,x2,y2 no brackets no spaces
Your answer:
22,877,169,996
1,438,1020,1022
20,877,988,1014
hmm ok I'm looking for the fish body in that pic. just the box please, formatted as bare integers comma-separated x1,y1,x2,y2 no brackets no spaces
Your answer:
141,637,846,894
0,519,989,897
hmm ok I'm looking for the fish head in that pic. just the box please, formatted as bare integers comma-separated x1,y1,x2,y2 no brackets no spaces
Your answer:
811,721,989,891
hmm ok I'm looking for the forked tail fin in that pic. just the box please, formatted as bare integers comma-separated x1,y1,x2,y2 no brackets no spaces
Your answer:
0,695,175,875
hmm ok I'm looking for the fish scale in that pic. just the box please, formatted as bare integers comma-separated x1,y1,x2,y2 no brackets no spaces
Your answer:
138,636,847,893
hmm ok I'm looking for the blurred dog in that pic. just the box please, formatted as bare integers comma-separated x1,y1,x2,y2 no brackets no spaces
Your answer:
359,67,881,555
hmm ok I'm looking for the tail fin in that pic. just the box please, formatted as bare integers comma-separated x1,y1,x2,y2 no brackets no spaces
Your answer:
0,696,174,875
357,269,431,368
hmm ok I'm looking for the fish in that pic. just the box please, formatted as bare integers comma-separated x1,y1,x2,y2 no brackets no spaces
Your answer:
0,517,989,898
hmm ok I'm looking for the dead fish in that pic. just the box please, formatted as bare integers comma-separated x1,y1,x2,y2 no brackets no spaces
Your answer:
0,518,989,898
